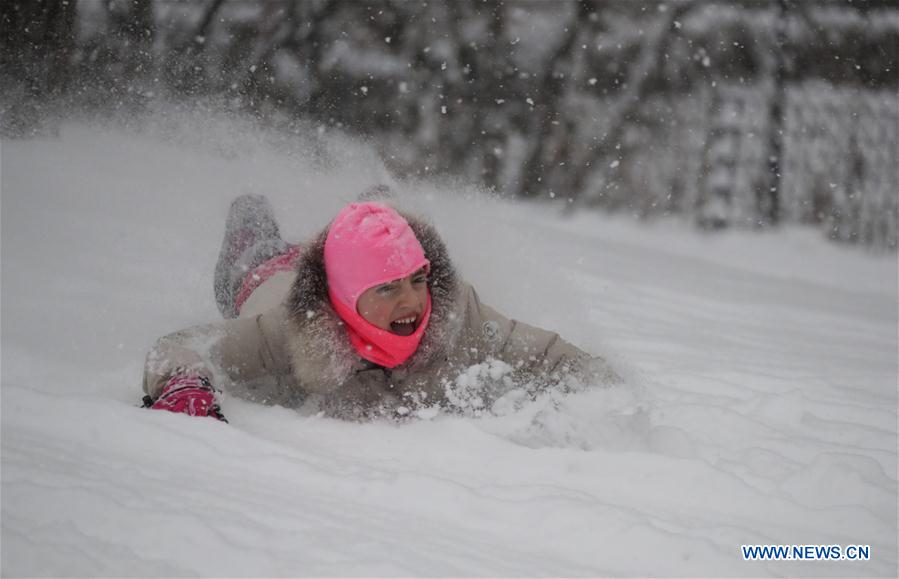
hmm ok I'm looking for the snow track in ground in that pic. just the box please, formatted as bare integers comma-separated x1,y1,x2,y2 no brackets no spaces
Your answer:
2,119,896,577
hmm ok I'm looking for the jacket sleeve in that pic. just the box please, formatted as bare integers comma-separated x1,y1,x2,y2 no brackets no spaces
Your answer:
461,284,621,389
143,305,292,400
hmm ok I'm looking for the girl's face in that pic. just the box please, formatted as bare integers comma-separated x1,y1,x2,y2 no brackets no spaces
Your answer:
356,267,428,336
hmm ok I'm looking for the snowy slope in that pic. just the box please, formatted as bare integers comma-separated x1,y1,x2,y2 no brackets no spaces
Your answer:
2,117,896,577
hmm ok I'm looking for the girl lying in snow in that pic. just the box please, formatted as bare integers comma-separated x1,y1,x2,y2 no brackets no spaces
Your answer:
142,190,619,421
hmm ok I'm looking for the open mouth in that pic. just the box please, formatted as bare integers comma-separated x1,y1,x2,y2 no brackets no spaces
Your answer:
389,314,419,336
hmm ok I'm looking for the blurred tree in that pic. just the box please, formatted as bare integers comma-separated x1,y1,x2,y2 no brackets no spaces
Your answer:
571,0,705,208
758,0,789,227
514,0,592,199
1,0,896,248
0,0,76,135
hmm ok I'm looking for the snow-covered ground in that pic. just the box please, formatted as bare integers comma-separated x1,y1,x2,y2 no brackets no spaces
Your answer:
2,117,896,577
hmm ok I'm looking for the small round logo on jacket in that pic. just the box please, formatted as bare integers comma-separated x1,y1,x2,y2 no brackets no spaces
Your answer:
482,321,500,341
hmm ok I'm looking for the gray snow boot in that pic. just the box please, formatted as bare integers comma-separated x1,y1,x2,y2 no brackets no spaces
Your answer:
214,194,288,318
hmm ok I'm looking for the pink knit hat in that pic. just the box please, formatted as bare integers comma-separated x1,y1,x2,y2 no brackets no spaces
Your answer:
324,202,429,309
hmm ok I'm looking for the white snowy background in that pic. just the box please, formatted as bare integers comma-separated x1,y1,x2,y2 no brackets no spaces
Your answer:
2,114,896,577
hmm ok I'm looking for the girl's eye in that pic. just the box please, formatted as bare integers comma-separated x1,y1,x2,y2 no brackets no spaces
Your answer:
377,284,397,295
413,276,427,285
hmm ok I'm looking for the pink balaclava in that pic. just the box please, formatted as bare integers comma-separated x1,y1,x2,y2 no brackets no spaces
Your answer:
324,202,431,368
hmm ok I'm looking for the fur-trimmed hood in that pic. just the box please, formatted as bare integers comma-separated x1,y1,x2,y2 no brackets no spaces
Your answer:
284,210,465,394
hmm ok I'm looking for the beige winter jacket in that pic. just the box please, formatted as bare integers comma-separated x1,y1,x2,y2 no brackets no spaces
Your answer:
143,216,618,419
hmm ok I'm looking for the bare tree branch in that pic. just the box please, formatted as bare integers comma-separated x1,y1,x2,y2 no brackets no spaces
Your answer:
514,0,594,199
569,0,706,208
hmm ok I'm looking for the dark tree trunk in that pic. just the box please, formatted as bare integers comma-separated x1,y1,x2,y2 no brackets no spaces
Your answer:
109,0,157,78
0,0,77,135
515,0,593,199
444,0,511,190
759,0,790,226
568,0,705,208
192,0,227,49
